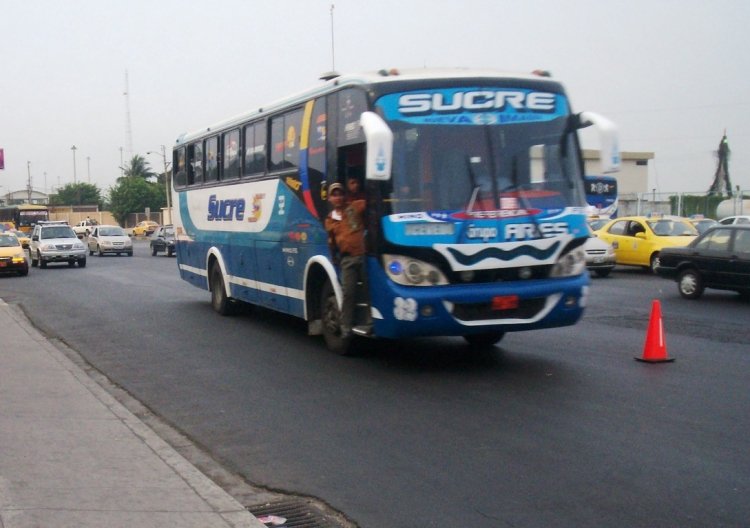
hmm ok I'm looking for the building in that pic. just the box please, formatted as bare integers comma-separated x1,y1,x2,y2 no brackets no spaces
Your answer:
582,149,653,195
1,189,49,206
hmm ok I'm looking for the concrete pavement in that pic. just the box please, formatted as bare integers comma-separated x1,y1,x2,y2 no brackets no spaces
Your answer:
0,298,265,528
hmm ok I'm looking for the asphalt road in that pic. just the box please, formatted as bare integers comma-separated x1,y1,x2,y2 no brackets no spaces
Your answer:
1,241,748,528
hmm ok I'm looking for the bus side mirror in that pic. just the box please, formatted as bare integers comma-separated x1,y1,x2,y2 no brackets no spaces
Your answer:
360,111,393,181
577,111,620,174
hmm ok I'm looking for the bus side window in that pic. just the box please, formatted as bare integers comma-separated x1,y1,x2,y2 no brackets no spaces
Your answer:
205,136,219,182
243,121,266,177
222,129,240,180
174,147,187,187
270,110,303,171
188,142,203,185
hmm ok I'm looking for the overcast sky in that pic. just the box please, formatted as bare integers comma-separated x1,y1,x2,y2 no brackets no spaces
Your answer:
2,0,749,199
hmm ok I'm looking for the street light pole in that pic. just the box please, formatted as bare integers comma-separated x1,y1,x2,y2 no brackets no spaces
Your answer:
71,145,78,183
147,146,172,224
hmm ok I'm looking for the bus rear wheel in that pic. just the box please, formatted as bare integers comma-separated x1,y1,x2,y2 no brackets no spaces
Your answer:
210,264,236,315
320,280,353,355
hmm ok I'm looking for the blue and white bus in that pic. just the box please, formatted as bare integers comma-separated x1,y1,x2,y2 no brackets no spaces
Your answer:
171,69,619,353
584,174,618,218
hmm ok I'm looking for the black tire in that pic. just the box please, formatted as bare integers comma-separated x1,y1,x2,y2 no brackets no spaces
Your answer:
39,254,47,269
594,268,612,278
152,246,158,256
464,332,505,348
127,251,133,257
78,258,86,268
89,248,94,256
31,253,38,267
98,245,104,257
649,253,660,274
167,247,174,257
210,264,236,315
678,269,703,299
320,279,353,355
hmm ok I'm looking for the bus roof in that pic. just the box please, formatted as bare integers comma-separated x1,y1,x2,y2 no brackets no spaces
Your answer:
174,68,565,146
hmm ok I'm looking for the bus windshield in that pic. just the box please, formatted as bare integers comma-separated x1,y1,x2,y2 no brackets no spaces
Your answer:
381,115,583,215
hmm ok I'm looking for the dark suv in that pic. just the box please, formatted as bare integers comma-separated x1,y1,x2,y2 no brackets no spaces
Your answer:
150,225,176,257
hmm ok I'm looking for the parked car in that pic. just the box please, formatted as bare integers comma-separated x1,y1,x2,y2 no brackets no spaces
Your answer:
30,221,87,268
689,217,719,234
656,225,750,299
87,225,133,256
0,232,29,276
718,215,750,226
132,220,160,236
594,215,698,273
584,231,616,277
150,225,176,257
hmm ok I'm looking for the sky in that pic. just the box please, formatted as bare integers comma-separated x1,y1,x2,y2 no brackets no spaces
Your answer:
2,0,749,199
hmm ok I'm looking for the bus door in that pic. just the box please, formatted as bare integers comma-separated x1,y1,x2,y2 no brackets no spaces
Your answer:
254,241,289,312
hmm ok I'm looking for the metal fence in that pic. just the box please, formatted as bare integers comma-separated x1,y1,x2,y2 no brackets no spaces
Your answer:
618,190,749,219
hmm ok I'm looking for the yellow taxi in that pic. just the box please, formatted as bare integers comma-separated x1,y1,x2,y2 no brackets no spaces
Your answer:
0,232,29,276
593,215,698,273
132,220,160,236
8,229,31,249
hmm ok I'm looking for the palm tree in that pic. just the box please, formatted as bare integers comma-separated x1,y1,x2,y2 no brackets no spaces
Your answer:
119,155,157,182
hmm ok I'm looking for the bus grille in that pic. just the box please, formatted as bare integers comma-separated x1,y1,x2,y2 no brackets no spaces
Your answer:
451,297,546,321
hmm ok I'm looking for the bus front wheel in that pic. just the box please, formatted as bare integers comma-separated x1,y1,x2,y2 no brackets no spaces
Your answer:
320,280,353,355
210,264,236,316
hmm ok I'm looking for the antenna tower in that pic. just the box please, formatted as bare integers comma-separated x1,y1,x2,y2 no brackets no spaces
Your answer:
123,70,134,161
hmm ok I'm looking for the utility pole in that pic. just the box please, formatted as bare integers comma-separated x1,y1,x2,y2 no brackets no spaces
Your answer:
330,4,336,71
71,145,78,183
124,70,134,161
26,161,33,203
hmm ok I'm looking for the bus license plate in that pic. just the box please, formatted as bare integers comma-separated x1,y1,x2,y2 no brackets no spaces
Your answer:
491,295,519,310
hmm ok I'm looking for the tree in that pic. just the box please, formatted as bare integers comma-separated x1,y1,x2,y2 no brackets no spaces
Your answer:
108,176,165,225
49,182,103,207
119,154,157,182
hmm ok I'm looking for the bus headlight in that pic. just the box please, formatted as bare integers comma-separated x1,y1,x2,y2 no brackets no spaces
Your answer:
550,246,586,277
383,254,448,286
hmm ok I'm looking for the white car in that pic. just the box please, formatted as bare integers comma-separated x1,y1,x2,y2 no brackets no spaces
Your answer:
87,225,133,256
30,221,87,268
584,233,616,277
718,215,750,226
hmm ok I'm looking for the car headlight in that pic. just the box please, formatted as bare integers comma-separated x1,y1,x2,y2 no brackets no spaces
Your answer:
41,244,57,251
383,254,448,286
12,254,26,263
74,242,85,250
550,246,587,278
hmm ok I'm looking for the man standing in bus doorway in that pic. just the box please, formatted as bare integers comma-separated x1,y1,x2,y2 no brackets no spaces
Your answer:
345,168,366,203
325,182,368,339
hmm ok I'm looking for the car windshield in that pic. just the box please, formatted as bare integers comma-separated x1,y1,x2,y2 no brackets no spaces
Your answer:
647,219,697,236
100,227,126,236
41,226,76,239
0,234,19,247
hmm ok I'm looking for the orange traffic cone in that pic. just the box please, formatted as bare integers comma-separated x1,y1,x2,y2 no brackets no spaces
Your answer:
636,299,675,363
